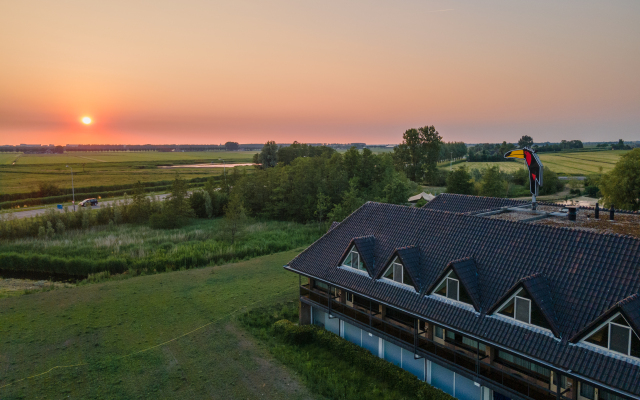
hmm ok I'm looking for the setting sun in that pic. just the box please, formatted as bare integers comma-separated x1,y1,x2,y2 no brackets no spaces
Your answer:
81,116,92,125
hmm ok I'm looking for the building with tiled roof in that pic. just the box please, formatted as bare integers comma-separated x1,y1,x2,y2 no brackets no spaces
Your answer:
285,197,640,400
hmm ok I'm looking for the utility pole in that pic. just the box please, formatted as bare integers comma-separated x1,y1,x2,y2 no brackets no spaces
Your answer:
66,165,75,211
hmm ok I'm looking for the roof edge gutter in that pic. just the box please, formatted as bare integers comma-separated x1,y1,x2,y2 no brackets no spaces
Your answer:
285,266,639,400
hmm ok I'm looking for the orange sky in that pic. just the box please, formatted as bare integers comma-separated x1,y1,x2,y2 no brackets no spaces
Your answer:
1,1,639,145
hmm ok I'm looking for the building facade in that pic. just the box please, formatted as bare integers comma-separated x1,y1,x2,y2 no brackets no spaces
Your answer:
284,196,640,400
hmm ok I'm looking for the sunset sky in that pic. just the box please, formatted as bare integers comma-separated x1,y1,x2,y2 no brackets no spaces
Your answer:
1,1,639,145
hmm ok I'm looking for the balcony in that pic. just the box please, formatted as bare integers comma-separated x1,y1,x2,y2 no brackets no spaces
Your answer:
301,284,565,400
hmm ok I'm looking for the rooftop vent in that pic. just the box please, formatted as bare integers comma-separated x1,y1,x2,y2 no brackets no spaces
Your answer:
567,206,577,221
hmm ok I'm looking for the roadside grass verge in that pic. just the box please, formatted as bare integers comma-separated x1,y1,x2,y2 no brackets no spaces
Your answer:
0,219,326,278
239,303,454,400
0,250,313,399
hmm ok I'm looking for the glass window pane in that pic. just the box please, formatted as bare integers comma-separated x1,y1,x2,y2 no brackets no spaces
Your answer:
609,324,630,354
435,280,446,296
447,278,459,301
585,324,609,348
612,315,629,326
435,326,443,339
384,265,393,279
515,297,531,323
580,383,595,400
498,298,515,318
343,252,352,266
600,389,625,400
393,263,403,283
357,254,365,270
631,332,640,358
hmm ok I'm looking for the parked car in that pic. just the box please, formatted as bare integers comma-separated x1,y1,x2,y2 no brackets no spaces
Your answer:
79,198,98,207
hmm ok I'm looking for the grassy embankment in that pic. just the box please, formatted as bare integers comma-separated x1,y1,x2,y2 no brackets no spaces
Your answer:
0,250,319,399
0,151,256,196
0,219,326,278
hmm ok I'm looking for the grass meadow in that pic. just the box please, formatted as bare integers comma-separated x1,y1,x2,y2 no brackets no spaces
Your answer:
0,219,326,277
537,150,628,175
0,151,256,195
0,250,319,399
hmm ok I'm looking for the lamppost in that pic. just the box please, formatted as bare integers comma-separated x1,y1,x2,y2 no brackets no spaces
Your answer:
66,165,75,211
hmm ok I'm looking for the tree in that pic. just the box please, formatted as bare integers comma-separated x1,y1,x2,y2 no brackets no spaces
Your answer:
479,166,505,197
393,125,442,183
518,135,534,148
168,174,194,218
258,141,279,169
446,166,475,195
223,192,247,244
315,190,330,224
225,142,239,151
599,148,640,210
130,181,150,223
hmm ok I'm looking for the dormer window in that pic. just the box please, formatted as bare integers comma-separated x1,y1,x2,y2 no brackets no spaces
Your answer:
496,288,552,330
382,257,414,287
343,246,365,272
583,314,640,358
433,270,473,305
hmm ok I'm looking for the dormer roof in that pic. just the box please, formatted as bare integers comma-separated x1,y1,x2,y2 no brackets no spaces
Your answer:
426,257,481,311
571,293,640,343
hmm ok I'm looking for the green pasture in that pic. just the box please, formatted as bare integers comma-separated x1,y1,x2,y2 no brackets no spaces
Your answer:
0,151,257,195
0,153,21,165
0,250,315,399
11,151,256,165
537,150,628,175
448,161,524,173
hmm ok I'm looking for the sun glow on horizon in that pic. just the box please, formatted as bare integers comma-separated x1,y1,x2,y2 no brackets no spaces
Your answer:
81,116,92,125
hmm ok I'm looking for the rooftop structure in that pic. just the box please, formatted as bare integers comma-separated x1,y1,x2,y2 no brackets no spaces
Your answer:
286,196,640,400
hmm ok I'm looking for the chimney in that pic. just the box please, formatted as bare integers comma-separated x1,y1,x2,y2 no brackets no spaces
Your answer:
610,205,615,221
567,206,577,221
595,203,599,219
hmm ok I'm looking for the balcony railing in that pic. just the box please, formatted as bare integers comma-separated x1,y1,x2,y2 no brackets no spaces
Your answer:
301,284,567,400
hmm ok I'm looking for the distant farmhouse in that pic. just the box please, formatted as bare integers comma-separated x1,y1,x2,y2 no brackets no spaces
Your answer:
285,194,640,400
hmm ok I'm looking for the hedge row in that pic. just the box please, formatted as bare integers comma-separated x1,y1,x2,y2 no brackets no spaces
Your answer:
0,252,128,277
272,319,454,400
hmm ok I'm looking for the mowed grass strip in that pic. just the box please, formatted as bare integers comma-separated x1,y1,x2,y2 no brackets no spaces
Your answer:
537,150,628,175
452,161,524,173
0,250,310,399
0,153,21,165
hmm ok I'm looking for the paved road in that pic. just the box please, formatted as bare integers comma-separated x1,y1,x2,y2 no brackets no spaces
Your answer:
3,193,171,220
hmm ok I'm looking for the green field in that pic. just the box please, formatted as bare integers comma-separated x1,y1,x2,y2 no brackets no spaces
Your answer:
0,250,316,399
0,151,256,195
537,150,628,175
448,150,628,176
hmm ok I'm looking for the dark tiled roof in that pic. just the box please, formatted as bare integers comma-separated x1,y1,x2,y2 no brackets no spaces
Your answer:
435,257,482,312
285,202,640,395
571,294,640,343
352,236,376,276
488,273,561,338
329,221,341,231
423,193,529,214
394,246,422,292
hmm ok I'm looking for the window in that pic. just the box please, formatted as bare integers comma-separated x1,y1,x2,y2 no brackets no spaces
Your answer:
346,292,353,302
445,330,487,354
385,307,415,327
382,257,415,287
579,382,595,400
313,280,337,296
552,372,567,388
343,246,365,271
433,270,473,305
584,314,640,358
496,350,550,379
496,289,552,330
435,325,444,339
353,294,379,312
